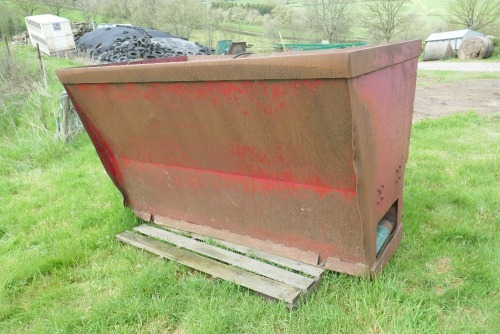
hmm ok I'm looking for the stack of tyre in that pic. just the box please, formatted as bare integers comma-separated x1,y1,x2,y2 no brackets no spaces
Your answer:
75,25,212,63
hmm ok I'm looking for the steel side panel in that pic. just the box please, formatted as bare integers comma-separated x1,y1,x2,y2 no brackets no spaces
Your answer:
65,79,364,264
58,41,421,273
349,58,417,267
120,158,362,263
65,80,356,189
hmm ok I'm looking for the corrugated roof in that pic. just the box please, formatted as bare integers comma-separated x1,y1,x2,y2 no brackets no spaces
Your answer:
426,29,480,42
25,14,70,24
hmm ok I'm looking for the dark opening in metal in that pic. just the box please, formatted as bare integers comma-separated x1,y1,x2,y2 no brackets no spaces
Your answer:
376,200,398,255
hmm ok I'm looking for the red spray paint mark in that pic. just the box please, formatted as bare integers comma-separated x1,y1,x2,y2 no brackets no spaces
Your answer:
120,157,356,199
68,89,126,200
233,144,271,165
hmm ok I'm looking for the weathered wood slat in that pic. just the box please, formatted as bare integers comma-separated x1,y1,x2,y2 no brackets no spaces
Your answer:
134,224,315,291
165,226,324,278
117,231,302,306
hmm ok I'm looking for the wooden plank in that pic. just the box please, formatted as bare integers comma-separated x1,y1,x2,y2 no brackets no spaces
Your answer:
165,226,324,278
117,231,302,306
134,224,315,291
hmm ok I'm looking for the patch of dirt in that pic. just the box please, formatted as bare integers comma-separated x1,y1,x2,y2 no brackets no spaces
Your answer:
413,78,500,121
426,257,453,278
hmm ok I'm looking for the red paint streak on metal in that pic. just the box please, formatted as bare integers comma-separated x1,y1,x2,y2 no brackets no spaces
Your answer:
215,81,247,97
100,79,327,117
77,83,91,92
142,82,162,101
68,92,125,197
106,82,143,101
301,80,322,91
120,157,356,199
77,80,356,191
139,82,223,108
271,84,287,99
233,144,271,165
230,143,343,189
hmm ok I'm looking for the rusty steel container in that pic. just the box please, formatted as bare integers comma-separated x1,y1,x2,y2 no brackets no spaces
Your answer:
57,40,421,277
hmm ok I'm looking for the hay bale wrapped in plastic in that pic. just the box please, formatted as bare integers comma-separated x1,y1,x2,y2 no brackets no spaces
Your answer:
458,37,493,60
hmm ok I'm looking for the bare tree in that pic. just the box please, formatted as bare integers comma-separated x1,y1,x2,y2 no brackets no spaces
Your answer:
448,0,500,32
0,3,18,38
227,6,248,23
206,7,224,49
155,0,206,39
364,0,413,42
129,0,157,27
271,5,304,43
42,0,68,16
246,9,262,25
99,0,132,23
77,0,99,23
271,5,295,27
263,16,280,44
11,0,41,16
304,0,355,43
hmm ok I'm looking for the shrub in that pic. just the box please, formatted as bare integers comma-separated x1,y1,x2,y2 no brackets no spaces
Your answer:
0,51,46,138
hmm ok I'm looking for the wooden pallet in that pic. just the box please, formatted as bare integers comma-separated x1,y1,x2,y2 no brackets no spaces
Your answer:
117,224,324,308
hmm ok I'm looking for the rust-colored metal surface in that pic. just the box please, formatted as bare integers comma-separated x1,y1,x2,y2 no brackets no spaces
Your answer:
57,40,421,277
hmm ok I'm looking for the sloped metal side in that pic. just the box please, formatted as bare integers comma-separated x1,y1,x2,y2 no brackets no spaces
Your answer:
58,40,421,275
64,79,364,265
347,57,418,273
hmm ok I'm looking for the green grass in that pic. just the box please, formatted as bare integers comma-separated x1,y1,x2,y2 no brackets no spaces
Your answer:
0,45,83,140
0,46,499,333
417,69,500,86
444,45,500,62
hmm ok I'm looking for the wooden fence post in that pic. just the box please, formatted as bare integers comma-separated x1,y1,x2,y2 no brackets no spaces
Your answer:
62,94,70,141
36,43,48,92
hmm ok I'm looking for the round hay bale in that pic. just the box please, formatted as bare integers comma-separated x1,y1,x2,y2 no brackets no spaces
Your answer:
458,37,493,60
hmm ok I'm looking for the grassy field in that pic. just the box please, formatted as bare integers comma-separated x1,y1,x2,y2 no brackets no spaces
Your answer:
0,45,499,333
416,70,500,86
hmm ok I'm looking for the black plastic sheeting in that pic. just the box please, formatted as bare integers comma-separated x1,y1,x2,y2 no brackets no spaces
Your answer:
75,25,212,63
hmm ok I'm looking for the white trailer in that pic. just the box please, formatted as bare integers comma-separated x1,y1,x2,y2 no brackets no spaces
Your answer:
25,14,75,56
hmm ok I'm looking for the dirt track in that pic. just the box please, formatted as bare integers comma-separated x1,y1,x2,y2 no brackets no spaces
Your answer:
418,62,500,72
413,78,500,121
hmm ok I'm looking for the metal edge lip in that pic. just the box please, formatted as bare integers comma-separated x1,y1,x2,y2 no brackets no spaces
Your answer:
56,40,422,84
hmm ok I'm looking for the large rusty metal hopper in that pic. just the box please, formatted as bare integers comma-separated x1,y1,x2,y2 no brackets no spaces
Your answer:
57,40,421,277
